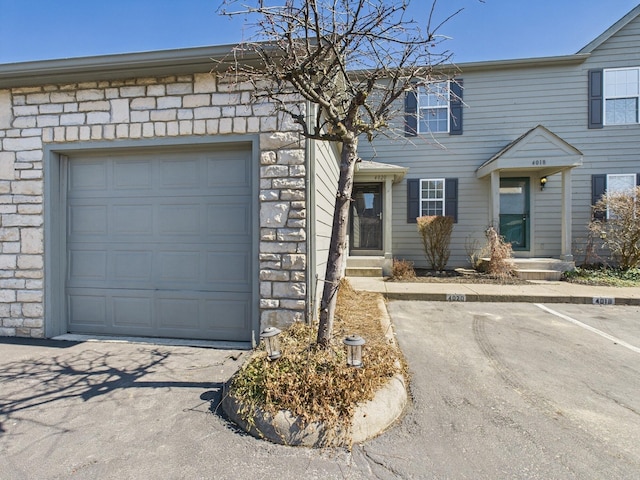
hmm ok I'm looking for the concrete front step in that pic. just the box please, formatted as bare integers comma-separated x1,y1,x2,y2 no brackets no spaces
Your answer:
514,269,563,281
346,266,384,277
509,258,575,272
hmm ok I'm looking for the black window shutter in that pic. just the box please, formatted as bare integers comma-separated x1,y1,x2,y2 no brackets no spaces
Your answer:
444,178,458,223
588,69,604,129
449,79,463,135
637,173,640,186
405,90,418,137
407,179,420,223
591,174,606,220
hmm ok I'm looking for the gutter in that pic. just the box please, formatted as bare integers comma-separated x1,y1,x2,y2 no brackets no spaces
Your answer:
0,44,265,88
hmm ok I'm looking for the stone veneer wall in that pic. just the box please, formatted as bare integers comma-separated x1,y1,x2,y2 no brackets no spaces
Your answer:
0,72,307,338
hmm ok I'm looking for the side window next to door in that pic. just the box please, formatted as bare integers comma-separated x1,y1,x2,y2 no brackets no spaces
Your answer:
407,178,458,223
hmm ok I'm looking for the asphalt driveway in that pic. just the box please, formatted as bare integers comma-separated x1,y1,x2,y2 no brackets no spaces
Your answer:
1,302,639,479
359,301,640,479
0,339,361,480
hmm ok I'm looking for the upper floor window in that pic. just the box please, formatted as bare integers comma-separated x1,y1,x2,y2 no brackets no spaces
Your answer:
417,82,450,133
604,68,640,125
405,79,463,136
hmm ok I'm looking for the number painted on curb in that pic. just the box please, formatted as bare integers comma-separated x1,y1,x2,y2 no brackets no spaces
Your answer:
592,297,615,305
446,294,466,302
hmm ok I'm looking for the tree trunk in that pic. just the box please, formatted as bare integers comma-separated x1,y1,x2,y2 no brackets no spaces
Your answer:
317,135,359,346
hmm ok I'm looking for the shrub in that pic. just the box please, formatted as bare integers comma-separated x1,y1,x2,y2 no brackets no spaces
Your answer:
465,235,489,269
483,226,514,278
391,258,416,280
417,216,454,271
590,186,640,270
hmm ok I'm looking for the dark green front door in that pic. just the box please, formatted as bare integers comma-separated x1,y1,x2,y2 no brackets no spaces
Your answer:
499,177,530,251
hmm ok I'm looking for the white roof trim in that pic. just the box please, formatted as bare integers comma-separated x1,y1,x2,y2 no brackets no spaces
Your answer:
476,125,583,179
355,160,408,183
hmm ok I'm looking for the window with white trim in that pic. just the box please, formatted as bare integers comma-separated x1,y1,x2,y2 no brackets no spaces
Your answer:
418,82,450,133
604,68,640,125
420,179,445,216
606,173,636,218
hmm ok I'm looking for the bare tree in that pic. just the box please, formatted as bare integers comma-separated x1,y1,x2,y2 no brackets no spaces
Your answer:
219,0,460,346
590,186,640,270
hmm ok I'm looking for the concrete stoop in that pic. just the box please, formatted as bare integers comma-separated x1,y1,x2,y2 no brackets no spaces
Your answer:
480,257,575,281
345,266,384,277
345,256,389,277
221,374,407,447
512,258,573,281
514,269,563,281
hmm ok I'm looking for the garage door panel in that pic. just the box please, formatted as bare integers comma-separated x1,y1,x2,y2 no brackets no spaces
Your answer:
203,297,250,331
158,204,201,235
68,205,108,235
68,289,251,341
68,295,107,326
113,251,153,282
113,296,153,327
68,250,108,281
206,156,251,188
160,158,200,188
69,161,108,191
158,252,201,282
207,203,251,237
66,146,254,341
68,245,250,291
206,251,250,285
113,160,153,190
157,298,200,329
113,204,154,234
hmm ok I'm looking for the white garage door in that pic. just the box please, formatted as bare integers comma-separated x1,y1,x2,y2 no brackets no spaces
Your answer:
65,145,254,342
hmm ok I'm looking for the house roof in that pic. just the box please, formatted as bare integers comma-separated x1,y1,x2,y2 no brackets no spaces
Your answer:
0,44,262,89
355,160,408,183
476,125,583,179
1,5,639,89
578,4,640,54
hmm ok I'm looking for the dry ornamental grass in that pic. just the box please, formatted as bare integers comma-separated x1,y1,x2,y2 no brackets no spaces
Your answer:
227,280,406,440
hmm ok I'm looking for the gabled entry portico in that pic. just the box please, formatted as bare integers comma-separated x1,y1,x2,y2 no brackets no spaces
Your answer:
477,125,583,261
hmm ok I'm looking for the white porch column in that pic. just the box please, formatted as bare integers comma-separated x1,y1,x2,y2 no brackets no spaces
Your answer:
383,177,393,261
490,170,500,229
561,169,574,261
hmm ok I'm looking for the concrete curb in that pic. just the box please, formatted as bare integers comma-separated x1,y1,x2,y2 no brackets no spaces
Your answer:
221,373,407,447
383,292,640,305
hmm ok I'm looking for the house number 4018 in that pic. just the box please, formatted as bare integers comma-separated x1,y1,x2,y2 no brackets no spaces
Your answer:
532,159,546,166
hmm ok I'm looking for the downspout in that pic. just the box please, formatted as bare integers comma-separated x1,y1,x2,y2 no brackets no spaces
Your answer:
306,101,316,324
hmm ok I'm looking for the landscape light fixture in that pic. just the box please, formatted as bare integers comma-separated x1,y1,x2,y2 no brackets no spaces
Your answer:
540,176,547,191
260,326,282,361
343,335,366,368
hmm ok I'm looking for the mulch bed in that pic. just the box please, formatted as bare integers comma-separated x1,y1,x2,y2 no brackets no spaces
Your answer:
389,268,531,285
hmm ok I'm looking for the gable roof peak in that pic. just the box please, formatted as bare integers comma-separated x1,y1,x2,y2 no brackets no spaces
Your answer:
578,4,640,54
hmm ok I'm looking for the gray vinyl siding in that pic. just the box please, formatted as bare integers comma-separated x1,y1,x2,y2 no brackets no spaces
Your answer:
360,13,640,268
312,138,340,313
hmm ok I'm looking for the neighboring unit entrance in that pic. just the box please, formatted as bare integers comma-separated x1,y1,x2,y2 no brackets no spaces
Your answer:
64,145,254,342
499,177,530,251
350,184,383,251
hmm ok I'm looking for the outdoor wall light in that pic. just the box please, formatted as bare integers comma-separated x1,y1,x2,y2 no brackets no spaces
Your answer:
343,334,366,368
260,326,282,361
540,176,547,190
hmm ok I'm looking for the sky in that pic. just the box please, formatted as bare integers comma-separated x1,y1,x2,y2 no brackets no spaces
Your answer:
0,0,639,65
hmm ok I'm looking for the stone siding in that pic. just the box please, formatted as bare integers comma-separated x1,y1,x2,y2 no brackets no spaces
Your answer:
0,72,307,337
